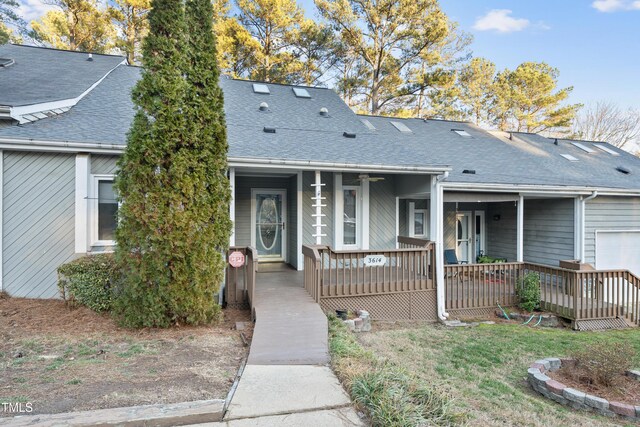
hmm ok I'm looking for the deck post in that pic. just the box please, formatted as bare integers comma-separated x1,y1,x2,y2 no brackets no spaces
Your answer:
431,175,447,320
574,197,583,261
517,194,524,262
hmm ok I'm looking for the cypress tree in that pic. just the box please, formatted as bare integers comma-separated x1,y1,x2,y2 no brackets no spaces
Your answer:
115,0,230,327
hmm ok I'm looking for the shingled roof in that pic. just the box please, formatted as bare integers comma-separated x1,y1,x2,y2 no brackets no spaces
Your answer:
1,45,640,191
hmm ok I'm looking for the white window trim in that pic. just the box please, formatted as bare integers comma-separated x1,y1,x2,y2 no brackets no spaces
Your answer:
250,188,287,262
90,174,117,247
474,211,486,258
455,210,473,263
341,185,362,250
413,209,429,238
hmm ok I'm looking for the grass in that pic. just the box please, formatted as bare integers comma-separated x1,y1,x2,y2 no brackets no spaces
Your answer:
356,322,640,427
327,314,463,426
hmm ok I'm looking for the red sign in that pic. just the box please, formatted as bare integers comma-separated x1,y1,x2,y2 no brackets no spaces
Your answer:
229,251,245,268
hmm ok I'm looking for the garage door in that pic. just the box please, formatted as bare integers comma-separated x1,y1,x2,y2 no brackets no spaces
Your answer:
596,231,640,277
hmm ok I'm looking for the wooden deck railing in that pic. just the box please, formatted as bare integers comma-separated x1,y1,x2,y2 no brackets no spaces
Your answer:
445,261,640,326
225,246,258,315
302,237,435,302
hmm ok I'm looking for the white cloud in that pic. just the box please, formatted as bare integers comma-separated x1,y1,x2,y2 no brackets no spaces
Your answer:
473,9,531,33
18,0,57,23
592,0,640,12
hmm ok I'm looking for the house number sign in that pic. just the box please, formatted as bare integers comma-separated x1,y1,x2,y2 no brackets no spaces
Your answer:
229,251,245,268
364,255,387,267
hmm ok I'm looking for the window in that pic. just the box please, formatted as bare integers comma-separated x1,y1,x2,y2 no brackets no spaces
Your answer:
414,209,428,237
390,121,412,133
292,87,311,98
252,83,270,94
452,129,471,137
343,188,358,246
571,142,596,153
91,176,117,245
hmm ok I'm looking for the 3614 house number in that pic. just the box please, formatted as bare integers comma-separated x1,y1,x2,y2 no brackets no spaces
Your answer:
364,255,387,267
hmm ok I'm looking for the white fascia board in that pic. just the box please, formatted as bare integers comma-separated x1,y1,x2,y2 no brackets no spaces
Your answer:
228,157,451,174
0,138,125,154
441,182,640,197
10,59,127,124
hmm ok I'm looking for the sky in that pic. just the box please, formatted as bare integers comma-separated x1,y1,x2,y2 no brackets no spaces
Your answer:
16,0,640,110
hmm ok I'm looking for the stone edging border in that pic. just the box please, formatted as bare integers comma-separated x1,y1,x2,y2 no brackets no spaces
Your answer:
527,357,640,420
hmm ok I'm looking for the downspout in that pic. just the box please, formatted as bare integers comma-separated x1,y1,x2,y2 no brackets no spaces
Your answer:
580,191,598,262
435,172,449,320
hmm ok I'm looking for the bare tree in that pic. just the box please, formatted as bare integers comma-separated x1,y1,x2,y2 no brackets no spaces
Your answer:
572,101,640,150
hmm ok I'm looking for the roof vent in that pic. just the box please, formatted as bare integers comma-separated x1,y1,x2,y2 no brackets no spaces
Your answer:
263,127,276,133
462,169,476,174
319,107,329,117
343,132,356,139
616,166,631,175
390,121,412,133
259,102,269,112
452,129,471,137
554,138,559,145
0,58,15,68
252,83,270,94
87,53,93,62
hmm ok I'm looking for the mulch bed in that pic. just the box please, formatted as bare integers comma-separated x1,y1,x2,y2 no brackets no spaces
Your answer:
548,361,640,406
1,295,252,416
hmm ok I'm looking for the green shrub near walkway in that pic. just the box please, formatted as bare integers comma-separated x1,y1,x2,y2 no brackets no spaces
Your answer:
57,254,121,312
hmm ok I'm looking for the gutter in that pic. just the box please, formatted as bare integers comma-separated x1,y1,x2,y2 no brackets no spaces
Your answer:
442,181,640,197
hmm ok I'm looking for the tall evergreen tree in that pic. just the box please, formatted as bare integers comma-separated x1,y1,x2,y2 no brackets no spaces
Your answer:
115,0,229,327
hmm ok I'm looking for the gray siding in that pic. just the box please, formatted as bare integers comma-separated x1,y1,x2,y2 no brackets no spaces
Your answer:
3,151,76,298
91,155,119,175
523,199,574,266
585,196,640,264
369,175,396,250
302,171,334,246
487,202,517,261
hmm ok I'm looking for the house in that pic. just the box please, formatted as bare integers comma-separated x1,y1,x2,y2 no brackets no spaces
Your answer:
1,44,640,328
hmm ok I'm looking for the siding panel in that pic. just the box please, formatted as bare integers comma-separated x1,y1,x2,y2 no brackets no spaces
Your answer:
91,155,119,175
522,199,574,266
585,196,640,264
3,152,76,298
369,175,396,250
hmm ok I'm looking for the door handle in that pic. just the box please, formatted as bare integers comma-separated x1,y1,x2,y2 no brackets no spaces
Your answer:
282,222,285,230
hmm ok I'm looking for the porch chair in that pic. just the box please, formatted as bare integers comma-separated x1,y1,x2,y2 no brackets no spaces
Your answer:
444,249,467,265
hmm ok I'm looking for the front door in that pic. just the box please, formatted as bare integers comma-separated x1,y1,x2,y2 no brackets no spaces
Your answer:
456,211,472,263
252,189,286,261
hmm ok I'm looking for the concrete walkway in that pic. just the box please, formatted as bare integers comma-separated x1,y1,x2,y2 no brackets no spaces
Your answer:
223,269,363,426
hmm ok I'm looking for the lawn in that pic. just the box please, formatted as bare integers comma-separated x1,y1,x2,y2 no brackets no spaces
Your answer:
356,321,640,426
0,295,251,417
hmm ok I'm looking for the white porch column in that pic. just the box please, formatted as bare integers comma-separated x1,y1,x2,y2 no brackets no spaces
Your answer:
574,197,583,261
516,194,524,262
333,173,342,248
431,175,447,320
407,201,416,237
229,167,235,247
75,153,91,253
312,170,326,245
361,177,370,250
296,171,303,270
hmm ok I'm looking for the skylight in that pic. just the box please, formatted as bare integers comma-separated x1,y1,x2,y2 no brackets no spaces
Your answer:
292,87,311,98
360,118,376,131
452,129,471,137
390,121,412,133
594,144,620,156
560,154,579,162
572,142,596,153
252,83,270,94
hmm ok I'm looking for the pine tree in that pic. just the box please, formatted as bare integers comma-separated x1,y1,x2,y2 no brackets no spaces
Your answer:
115,0,229,327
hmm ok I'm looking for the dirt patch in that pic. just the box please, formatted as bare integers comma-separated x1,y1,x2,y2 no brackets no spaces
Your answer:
549,362,640,406
0,297,252,417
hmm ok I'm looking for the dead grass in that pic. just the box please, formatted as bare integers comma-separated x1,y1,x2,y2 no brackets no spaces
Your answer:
357,322,640,427
0,297,251,417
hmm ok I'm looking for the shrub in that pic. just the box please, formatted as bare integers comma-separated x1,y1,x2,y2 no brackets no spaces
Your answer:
572,341,635,387
57,254,121,312
516,272,540,312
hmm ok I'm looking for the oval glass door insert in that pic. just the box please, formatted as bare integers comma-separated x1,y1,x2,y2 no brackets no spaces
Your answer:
258,197,278,250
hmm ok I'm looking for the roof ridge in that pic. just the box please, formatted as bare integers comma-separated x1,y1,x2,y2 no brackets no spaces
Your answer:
226,76,331,90
3,43,126,59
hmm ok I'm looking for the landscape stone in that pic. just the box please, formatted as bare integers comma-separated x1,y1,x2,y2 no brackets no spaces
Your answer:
545,357,561,371
609,401,636,417
563,388,586,404
545,379,566,395
585,395,609,411
531,373,550,387
535,359,551,370
627,370,640,381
